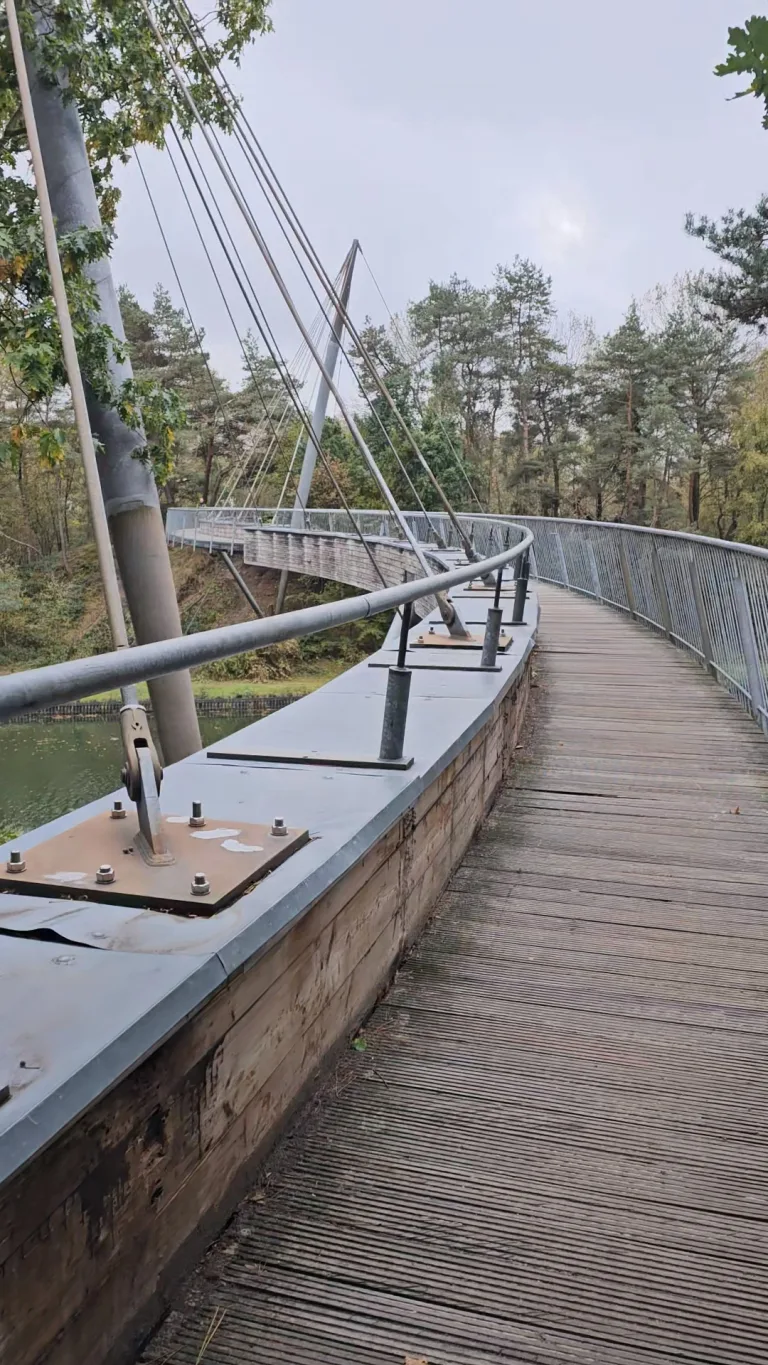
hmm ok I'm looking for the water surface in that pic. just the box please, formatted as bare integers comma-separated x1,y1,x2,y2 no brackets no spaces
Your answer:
0,717,240,835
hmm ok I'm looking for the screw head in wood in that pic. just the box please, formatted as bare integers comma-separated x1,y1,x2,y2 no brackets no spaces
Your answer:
191,872,210,896
96,864,116,885
6,850,25,874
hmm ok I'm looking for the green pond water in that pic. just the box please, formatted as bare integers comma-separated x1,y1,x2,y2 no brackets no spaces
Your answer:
0,716,242,836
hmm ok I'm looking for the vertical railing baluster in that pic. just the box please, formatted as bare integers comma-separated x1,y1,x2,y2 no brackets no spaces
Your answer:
651,542,673,639
586,542,601,601
689,554,715,676
553,529,569,587
618,536,637,619
733,576,768,731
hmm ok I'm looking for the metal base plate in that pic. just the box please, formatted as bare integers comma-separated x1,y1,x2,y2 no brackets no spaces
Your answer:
412,630,514,652
463,582,517,595
0,813,309,916
208,749,414,771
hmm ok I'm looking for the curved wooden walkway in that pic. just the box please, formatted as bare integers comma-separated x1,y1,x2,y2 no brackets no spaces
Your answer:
142,586,768,1365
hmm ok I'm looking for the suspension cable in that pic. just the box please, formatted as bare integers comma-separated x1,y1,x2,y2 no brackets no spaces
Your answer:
164,130,301,505
186,108,442,536
166,126,326,508
359,246,486,514
134,144,233,477
159,126,394,595
166,125,315,509
165,0,472,558
138,0,443,593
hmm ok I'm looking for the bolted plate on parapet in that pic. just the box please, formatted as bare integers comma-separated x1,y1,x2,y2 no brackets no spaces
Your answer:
0,813,309,916
411,629,514,651
463,581,517,595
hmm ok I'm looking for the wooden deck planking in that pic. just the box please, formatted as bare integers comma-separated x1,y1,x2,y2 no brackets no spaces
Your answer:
141,585,768,1365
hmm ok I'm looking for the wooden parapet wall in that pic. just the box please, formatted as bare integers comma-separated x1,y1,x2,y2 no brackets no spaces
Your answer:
0,657,533,1365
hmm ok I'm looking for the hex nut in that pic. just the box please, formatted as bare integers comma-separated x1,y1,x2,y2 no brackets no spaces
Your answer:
110,801,127,820
96,864,116,885
271,817,288,837
6,851,25,874
191,872,211,896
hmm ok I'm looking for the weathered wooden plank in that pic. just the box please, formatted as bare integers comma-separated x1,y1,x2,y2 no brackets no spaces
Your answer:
0,655,532,1365
125,582,768,1365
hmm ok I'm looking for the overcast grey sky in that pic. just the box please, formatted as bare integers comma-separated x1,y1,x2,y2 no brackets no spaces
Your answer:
112,1,767,385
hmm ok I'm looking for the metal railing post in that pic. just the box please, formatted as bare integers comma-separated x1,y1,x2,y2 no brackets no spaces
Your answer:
512,548,530,626
733,576,768,730
553,529,569,586
618,536,637,619
689,554,715,676
651,542,672,639
586,541,602,601
378,601,413,762
481,571,504,667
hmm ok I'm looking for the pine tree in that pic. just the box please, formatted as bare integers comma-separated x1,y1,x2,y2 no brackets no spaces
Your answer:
581,304,656,521
119,285,230,505
686,199,768,330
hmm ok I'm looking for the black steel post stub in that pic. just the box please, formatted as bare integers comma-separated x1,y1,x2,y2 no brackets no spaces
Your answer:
481,606,504,668
397,601,413,669
378,666,413,763
512,550,530,626
380,602,414,763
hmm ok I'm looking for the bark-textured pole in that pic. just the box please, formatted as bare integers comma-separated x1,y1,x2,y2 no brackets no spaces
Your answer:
23,8,201,763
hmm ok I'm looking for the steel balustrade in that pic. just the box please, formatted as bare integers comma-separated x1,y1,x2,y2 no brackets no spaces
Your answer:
0,521,532,721
511,516,768,732
167,508,768,732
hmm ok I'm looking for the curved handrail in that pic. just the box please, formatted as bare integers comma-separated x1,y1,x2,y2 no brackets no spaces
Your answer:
508,515,768,732
0,525,532,720
166,504,768,729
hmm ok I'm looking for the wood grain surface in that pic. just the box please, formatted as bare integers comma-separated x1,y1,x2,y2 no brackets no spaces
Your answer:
141,585,768,1365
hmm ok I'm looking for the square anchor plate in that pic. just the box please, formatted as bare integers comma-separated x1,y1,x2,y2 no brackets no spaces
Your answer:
0,813,309,916
463,581,517,595
411,629,514,652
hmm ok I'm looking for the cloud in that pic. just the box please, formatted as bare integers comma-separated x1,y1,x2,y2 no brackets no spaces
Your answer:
519,192,589,262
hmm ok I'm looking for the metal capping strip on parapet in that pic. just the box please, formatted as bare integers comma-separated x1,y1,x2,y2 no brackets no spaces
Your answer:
0,540,539,1189
0,622,539,1187
0,527,533,718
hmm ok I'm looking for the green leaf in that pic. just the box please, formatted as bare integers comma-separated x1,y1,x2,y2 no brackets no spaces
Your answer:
715,17,768,126
37,427,68,468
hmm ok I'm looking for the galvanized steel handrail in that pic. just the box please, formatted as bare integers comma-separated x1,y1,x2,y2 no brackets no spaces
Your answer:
510,515,768,731
0,526,532,721
167,504,768,730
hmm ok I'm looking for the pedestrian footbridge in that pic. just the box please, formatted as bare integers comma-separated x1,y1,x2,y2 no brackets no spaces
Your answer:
1,514,767,1365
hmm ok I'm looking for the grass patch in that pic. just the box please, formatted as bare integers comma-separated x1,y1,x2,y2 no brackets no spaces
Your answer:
81,664,347,704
